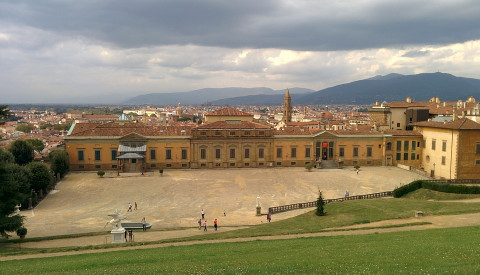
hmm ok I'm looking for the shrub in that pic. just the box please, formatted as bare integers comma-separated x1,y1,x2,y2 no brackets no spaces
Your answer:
16,227,27,237
159,169,163,173
49,150,70,178
393,180,423,198
315,191,325,216
27,162,53,192
305,163,313,171
97,170,105,176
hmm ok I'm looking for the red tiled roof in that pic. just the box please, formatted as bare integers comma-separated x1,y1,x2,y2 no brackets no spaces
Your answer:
381,130,423,136
274,128,322,135
412,117,480,130
195,121,271,130
206,107,252,116
68,122,192,137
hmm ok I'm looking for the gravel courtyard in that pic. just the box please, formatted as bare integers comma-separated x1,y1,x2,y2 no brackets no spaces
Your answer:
22,167,427,237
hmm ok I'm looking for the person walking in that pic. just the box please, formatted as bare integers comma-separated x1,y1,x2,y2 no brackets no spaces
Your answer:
127,203,133,212
203,220,207,231
356,169,359,175
214,219,218,231
198,218,202,230
201,209,205,220
134,202,138,210
345,191,349,198
267,213,271,222
224,209,226,216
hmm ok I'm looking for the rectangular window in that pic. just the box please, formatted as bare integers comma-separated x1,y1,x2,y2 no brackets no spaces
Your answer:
277,148,282,158
367,146,372,157
411,153,415,160
166,149,172,160
476,143,480,154
442,156,446,165
339,147,344,157
397,141,402,151
230,131,235,136
259,131,265,135
111,150,117,161
150,149,156,160
245,148,250,159
412,141,416,150
200,148,206,159
397,123,400,127
476,160,480,165
181,149,187,160
404,141,409,151
404,153,408,160
422,139,426,148
132,159,136,164
442,141,447,152
386,143,392,151
215,148,221,159
291,148,297,158
230,148,236,159
244,131,250,136
396,153,401,160
215,131,221,136
353,147,359,157
94,150,101,161
432,140,436,150
259,148,264,159
305,147,311,158
78,150,84,161
200,131,206,136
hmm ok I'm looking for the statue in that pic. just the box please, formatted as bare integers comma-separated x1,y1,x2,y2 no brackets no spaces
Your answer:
104,209,127,230
14,204,21,215
256,195,261,208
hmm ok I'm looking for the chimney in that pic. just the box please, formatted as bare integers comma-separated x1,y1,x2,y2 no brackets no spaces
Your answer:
406,97,412,103
453,106,458,121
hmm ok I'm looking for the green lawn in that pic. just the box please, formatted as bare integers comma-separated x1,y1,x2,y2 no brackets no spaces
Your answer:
404,188,480,200
3,226,480,274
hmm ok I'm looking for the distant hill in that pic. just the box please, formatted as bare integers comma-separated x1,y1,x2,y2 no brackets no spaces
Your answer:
294,72,480,105
124,87,314,105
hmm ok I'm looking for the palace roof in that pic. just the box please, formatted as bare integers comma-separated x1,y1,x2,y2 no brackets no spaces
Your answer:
195,121,271,130
67,122,192,137
412,117,480,130
206,107,252,116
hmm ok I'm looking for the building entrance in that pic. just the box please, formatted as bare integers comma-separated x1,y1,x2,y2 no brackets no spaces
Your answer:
316,141,334,160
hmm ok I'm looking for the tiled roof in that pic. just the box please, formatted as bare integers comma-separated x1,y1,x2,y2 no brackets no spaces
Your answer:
274,128,322,135
412,117,480,130
195,121,271,130
206,107,252,116
68,122,192,137
381,130,423,136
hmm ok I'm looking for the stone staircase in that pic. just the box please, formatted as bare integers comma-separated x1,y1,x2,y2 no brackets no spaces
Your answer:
320,160,337,169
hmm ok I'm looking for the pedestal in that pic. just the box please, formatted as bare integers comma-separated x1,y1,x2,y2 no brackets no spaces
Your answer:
111,228,126,244
256,206,261,216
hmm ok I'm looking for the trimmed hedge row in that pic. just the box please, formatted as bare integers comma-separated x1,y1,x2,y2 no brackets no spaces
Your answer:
393,180,480,198
393,180,423,198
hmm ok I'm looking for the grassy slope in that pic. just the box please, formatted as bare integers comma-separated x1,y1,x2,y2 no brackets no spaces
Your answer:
3,226,480,274
404,188,480,200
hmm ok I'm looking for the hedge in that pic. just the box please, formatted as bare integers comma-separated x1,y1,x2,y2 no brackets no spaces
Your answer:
393,180,480,198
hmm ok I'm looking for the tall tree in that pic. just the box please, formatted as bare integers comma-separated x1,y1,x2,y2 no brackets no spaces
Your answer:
25,139,45,152
8,140,34,165
27,162,53,192
49,150,70,178
0,105,11,119
0,150,25,238
315,190,326,216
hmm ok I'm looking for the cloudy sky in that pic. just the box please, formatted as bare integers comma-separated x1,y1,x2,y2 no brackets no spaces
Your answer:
1,0,480,103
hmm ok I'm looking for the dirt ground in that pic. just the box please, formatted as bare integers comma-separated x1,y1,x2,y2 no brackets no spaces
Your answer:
21,167,427,238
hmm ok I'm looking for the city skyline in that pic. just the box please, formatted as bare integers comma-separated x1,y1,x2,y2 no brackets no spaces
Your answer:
1,1,480,103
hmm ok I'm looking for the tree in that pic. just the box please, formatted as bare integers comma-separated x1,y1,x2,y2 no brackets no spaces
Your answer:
49,150,70,178
26,139,44,151
15,123,35,133
0,105,11,125
315,190,326,216
0,147,14,164
0,160,25,238
177,117,191,122
27,162,53,192
8,140,34,165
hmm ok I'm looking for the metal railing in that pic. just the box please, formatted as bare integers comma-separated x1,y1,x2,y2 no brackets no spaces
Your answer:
268,191,393,214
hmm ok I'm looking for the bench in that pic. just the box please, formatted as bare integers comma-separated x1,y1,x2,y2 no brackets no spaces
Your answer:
415,211,424,217
121,222,152,230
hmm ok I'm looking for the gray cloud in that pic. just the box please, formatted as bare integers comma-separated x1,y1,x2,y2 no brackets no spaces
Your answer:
1,1,480,51
402,50,430,58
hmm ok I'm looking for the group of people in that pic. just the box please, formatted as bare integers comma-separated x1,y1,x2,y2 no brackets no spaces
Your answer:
127,202,138,212
198,209,220,231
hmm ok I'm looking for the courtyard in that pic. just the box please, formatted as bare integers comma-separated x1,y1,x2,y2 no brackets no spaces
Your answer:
22,167,427,237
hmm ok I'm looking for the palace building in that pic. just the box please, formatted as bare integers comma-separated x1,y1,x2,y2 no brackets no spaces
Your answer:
64,91,480,179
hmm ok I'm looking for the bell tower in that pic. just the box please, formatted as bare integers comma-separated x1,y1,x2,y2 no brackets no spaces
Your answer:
282,89,292,123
